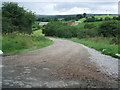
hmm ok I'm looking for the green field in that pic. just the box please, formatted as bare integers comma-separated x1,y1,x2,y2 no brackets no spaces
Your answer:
33,29,44,36
75,21,103,28
2,33,53,54
79,15,118,22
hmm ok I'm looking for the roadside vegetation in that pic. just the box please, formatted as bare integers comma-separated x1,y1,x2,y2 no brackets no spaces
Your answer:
2,33,53,54
70,37,119,59
43,19,119,59
2,2,119,59
2,2,53,55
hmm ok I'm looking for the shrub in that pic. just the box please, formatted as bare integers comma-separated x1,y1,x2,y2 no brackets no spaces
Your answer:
84,23,96,29
44,22,78,38
98,20,119,37
77,28,98,38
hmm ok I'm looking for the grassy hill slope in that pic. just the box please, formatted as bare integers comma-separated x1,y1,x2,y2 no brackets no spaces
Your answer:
79,15,118,22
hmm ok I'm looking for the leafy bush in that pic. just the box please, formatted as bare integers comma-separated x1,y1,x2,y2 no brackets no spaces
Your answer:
77,28,98,38
44,22,78,38
98,20,119,37
2,2,35,34
84,23,96,29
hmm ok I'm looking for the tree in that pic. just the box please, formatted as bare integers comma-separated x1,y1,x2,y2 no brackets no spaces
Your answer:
54,18,58,21
2,2,35,34
98,20,118,37
83,13,86,17
104,17,111,21
84,23,96,29
76,14,83,19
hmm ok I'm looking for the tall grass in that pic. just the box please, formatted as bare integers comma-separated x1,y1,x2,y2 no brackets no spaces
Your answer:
2,33,53,54
70,37,119,59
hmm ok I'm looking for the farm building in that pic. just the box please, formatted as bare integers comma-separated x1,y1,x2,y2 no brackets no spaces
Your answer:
65,21,83,26
39,22,48,27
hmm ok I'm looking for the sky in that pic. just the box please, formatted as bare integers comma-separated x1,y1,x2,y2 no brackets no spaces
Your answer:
1,0,119,15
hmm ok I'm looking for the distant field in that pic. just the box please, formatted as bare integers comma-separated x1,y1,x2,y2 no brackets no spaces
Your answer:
79,15,118,22
75,21,103,28
33,29,44,36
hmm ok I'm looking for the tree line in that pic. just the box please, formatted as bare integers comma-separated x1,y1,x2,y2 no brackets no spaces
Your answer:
43,20,119,38
84,16,120,22
36,13,87,22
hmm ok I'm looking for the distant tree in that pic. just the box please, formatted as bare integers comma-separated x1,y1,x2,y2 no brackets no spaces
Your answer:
116,16,120,20
75,18,79,21
112,17,117,20
104,17,111,21
54,18,58,21
64,16,72,21
76,14,83,19
99,18,103,21
85,16,95,22
83,13,86,17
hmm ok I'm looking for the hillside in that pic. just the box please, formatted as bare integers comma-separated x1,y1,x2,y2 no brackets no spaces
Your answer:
79,15,118,22
36,14,118,19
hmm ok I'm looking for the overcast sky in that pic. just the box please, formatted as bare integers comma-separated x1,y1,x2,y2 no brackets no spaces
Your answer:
1,0,118,15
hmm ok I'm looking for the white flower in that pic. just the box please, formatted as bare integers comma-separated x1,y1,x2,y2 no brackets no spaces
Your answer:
102,49,106,52
115,53,120,57
0,50,3,55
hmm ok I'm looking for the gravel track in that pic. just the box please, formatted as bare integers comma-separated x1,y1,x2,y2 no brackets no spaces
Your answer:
2,38,119,88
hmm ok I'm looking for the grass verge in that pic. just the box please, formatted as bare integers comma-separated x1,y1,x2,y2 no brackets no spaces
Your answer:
69,37,119,59
2,33,53,55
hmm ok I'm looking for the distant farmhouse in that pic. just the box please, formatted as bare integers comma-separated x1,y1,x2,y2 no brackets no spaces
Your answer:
39,22,49,27
65,21,83,26
58,18,64,21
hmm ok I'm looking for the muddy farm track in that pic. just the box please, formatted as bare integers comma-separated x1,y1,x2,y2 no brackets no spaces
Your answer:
2,38,119,88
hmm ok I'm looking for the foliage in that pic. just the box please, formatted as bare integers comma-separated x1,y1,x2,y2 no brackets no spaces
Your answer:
2,2,35,34
70,37,119,59
75,20,119,38
2,33,53,54
84,23,96,29
32,21,40,31
43,22,78,38
98,20,119,37
77,28,98,38
83,13,86,18
76,14,83,19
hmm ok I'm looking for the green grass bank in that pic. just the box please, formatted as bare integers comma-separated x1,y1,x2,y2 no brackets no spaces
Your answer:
2,32,53,55
69,37,119,59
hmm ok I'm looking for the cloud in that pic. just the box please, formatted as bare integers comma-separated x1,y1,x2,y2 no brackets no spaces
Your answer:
16,2,118,15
